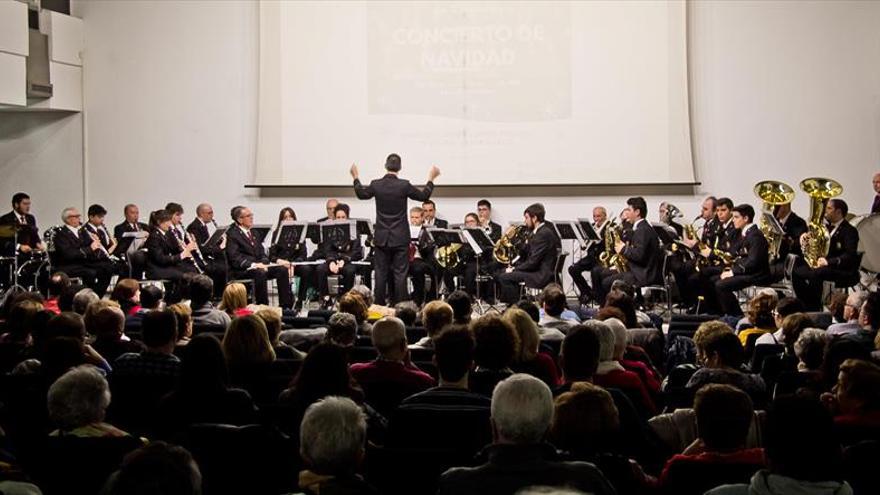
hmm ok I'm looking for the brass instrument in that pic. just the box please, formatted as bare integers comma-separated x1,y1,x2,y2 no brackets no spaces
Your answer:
800,177,843,268
682,223,709,270
599,221,628,272
493,225,529,265
435,243,463,269
754,180,795,262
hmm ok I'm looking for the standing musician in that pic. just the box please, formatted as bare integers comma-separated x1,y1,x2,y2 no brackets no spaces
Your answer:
791,199,860,311
52,207,114,297
81,204,125,275
568,206,609,304
269,207,314,308
226,206,294,309
352,153,439,305
476,199,503,242
186,203,228,297
768,200,808,282
591,197,662,306
705,204,770,317
496,203,561,304
421,200,448,228
314,203,364,302
145,209,199,302
407,206,436,305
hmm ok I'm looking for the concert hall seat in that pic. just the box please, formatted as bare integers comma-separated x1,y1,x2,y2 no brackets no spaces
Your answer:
33,434,144,495
192,322,227,335
366,444,478,495
805,311,832,330
349,346,378,363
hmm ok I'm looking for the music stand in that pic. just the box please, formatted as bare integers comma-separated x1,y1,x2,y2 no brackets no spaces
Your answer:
426,228,463,249
651,222,679,247
251,224,272,245
577,218,602,243
464,227,500,313
320,220,357,244
553,220,587,249
122,231,149,256
352,218,374,239
0,224,20,293
204,226,229,250
306,222,322,244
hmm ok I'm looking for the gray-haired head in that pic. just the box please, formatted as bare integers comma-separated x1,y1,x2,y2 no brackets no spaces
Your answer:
603,317,628,360
350,285,374,306
582,320,614,362
61,207,79,223
794,328,828,371
47,365,111,431
371,316,406,357
491,374,553,444
72,288,99,315
516,488,588,495
326,312,358,347
300,396,367,475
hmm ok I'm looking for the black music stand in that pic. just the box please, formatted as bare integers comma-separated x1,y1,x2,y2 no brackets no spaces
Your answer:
306,222,321,244
275,221,307,249
250,225,272,245
577,218,602,243
320,220,357,245
464,227,500,313
426,228,463,250
0,224,21,293
204,226,229,251
652,223,679,247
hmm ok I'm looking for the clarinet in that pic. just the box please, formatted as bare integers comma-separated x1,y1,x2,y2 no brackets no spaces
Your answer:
174,228,204,274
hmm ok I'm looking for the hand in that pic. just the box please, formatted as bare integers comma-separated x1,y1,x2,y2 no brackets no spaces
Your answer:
505,266,514,273
700,247,711,258
329,261,340,274
90,239,102,251
350,163,359,180
820,391,838,414
277,259,291,268
817,257,828,267
683,237,696,248
254,263,268,271
219,234,227,250
19,244,31,253
720,269,733,280
682,438,706,456
180,250,192,259
428,165,440,181
614,240,625,254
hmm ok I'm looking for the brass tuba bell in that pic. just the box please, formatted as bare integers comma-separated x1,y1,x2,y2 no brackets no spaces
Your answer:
754,180,795,262
799,177,843,269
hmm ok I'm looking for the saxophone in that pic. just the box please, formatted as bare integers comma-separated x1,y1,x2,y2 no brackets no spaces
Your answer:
800,177,843,268
599,222,628,272
684,223,709,271
754,180,795,262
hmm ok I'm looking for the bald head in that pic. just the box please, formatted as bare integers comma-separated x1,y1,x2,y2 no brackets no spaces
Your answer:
325,199,339,218
371,317,407,359
196,203,214,221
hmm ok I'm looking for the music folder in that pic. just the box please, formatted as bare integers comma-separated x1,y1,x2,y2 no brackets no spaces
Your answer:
464,227,495,256
576,218,602,242
320,220,357,243
552,220,588,247
204,226,228,250
251,224,272,245
352,218,374,238
651,222,679,246
276,221,307,246
426,228,463,248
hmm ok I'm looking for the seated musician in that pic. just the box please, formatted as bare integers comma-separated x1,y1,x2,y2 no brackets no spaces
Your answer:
225,206,294,309
705,204,770,317
51,207,114,297
659,201,684,237
114,204,149,278
421,199,448,228
0,192,44,258
82,204,127,276
443,213,481,297
568,206,609,304
318,198,339,222
590,197,661,306
476,199,503,242
768,200,808,282
496,203,561,304
269,207,315,308
314,203,364,302
144,209,199,301
675,197,734,310
407,206,436,305
792,199,860,311
186,202,228,297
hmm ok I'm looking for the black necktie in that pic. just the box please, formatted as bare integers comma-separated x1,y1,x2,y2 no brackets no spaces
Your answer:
247,230,255,245
873,195,880,214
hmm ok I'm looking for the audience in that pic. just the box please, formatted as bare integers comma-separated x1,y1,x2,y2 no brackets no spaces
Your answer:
504,307,559,387
822,358,880,445
189,274,232,327
393,300,419,327
109,278,141,317
255,306,306,360
72,288,100,316
591,319,657,416
103,442,202,495
44,271,71,314
167,303,193,348
114,309,181,379
219,282,251,318
538,284,577,333
736,293,778,346
126,284,164,327
754,296,806,346
439,374,616,495
222,314,277,402
88,303,144,363
410,300,454,350
48,365,139,440
338,291,372,335
446,290,473,324
469,313,518,396
605,316,661,395
324,312,359,347
686,321,766,405
826,291,867,337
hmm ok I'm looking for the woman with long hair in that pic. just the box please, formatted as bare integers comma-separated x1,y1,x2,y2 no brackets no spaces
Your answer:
269,207,314,309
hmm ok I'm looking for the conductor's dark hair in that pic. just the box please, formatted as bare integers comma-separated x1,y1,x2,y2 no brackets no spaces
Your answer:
151,209,171,226
477,199,492,209
230,205,246,222
733,204,756,223
626,197,648,219
524,203,546,222
165,203,184,216
87,204,107,217
717,197,734,210
385,153,402,172
829,199,848,217
12,193,29,207
334,203,350,217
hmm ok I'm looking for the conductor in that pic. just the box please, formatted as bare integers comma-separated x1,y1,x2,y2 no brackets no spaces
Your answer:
352,154,440,305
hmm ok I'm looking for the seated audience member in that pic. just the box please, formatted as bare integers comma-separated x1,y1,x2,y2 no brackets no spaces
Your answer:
45,271,71,314
658,384,765,495
394,300,419,327
0,299,42,345
439,374,616,495
604,317,661,395
167,303,193,348
114,310,181,379
504,307,559,387
103,442,202,495
349,317,435,416
219,282,251,318
58,283,83,313
706,395,851,495
469,314,518,396
155,334,258,437
591,319,657,416
516,299,542,324
821,339,871,392
339,291,373,335
822,358,880,445
771,328,829,397
538,284,577,333
605,286,645,329
15,312,111,377
110,278,141,317
736,293,778,346
324,312,359,347
254,306,305,360
351,284,393,320
846,291,880,350
446,290,473,324
189,274,231,327
827,291,868,337
222,314,277,402
298,397,378,495
72,288,100,316
48,365,141,440
752,296,805,347
125,284,164,327
410,300,454,350
686,322,767,405
88,304,143,363
388,326,492,453
756,313,814,378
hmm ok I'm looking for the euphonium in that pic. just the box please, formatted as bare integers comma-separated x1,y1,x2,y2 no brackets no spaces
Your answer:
800,177,843,268
493,225,528,265
435,243,463,269
754,180,795,262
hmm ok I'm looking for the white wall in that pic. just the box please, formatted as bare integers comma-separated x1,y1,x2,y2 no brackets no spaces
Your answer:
4,0,879,233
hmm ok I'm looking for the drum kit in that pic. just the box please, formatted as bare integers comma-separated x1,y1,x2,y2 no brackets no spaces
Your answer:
0,223,51,298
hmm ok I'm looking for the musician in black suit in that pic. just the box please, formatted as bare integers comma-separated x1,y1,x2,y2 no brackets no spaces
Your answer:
568,206,609,304
407,207,437,305
421,200,448,228
708,204,770,316
792,199,860,311
51,207,114,297
352,154,439,305
145,209,199,301
591,197,662,306
269,207,314,307
477,199,503,242
113,204,149,279
225,206,294,309
674,197,734,309
443,213,483,297
317,198,339,223
496,203,561,304
768,201,808,282
0,192,43,256
186,202,228,297
81,204,128,277
314,204,364,300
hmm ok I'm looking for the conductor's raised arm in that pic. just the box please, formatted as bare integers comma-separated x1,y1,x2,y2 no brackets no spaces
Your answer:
351,163,375,199
407,165,440,202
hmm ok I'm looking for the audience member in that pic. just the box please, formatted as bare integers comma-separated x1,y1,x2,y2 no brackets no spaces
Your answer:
737,293,777,346
219,282,251,318
126,284,164,327
504,307,559,387
591,319,657,416
222,314,277,402
114,309,181,379
109,278,141,316
410,300,453,350
167,303,193,348
338,291,372,335
88,304,144,363
687,322,767,405
45,271,71,314
48,365,140,440
254,305,304,360
324,312,358,347
604,288,641,328
394,300,419,327
538,284,577,333
469,314,518,396
103,442,202,495
754,296,805,346
515,299,541,324
72,288,99,316
58,284,84,313
604,317,661,395
822,358,880,445
189,274,231,327
446,290,473,324
826,291,867,337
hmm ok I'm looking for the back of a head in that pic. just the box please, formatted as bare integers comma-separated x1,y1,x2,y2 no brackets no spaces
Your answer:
140,285,164,310
422,300,453,337
561,324,601,381
492,374,553,444
48,271,71,298
693,320,734,351
59,284,84,312
167,303,192,342
551,382,620,455
223,315,275,366
694,384,754,451
586,320,615,362
433,325,474,383
471,314,518,370
503,307,540,362
370,317,406,357
326,312,358,346
838,358,880,412
794,328,828,371
72,288,99,315
604,289,637,328
704,332,745,368
350,285,374,307
6,300,43,339
747,293,777,328
603,317,628,360
384,153,402,172
107,442,201,495
765,394,842,482
142,310,178,349
181,334,228,391
110,278,139,303
294,342,354,401
338,292,368,323
220,283,247,312
253,306,283,344
515,300,541,324
776,296,805,319
47,365,110,431
446,290,472,324
87,305,125,340
300,396,367,475
822,339,870,389
47,312,86,341
541,284,566,318
393,301,418,327
189,275,214,307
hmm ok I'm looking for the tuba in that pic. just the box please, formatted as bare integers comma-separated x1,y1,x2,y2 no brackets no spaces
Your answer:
754,180,795,262
435,243,463,269
493,225,529,265
800,177,843,269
